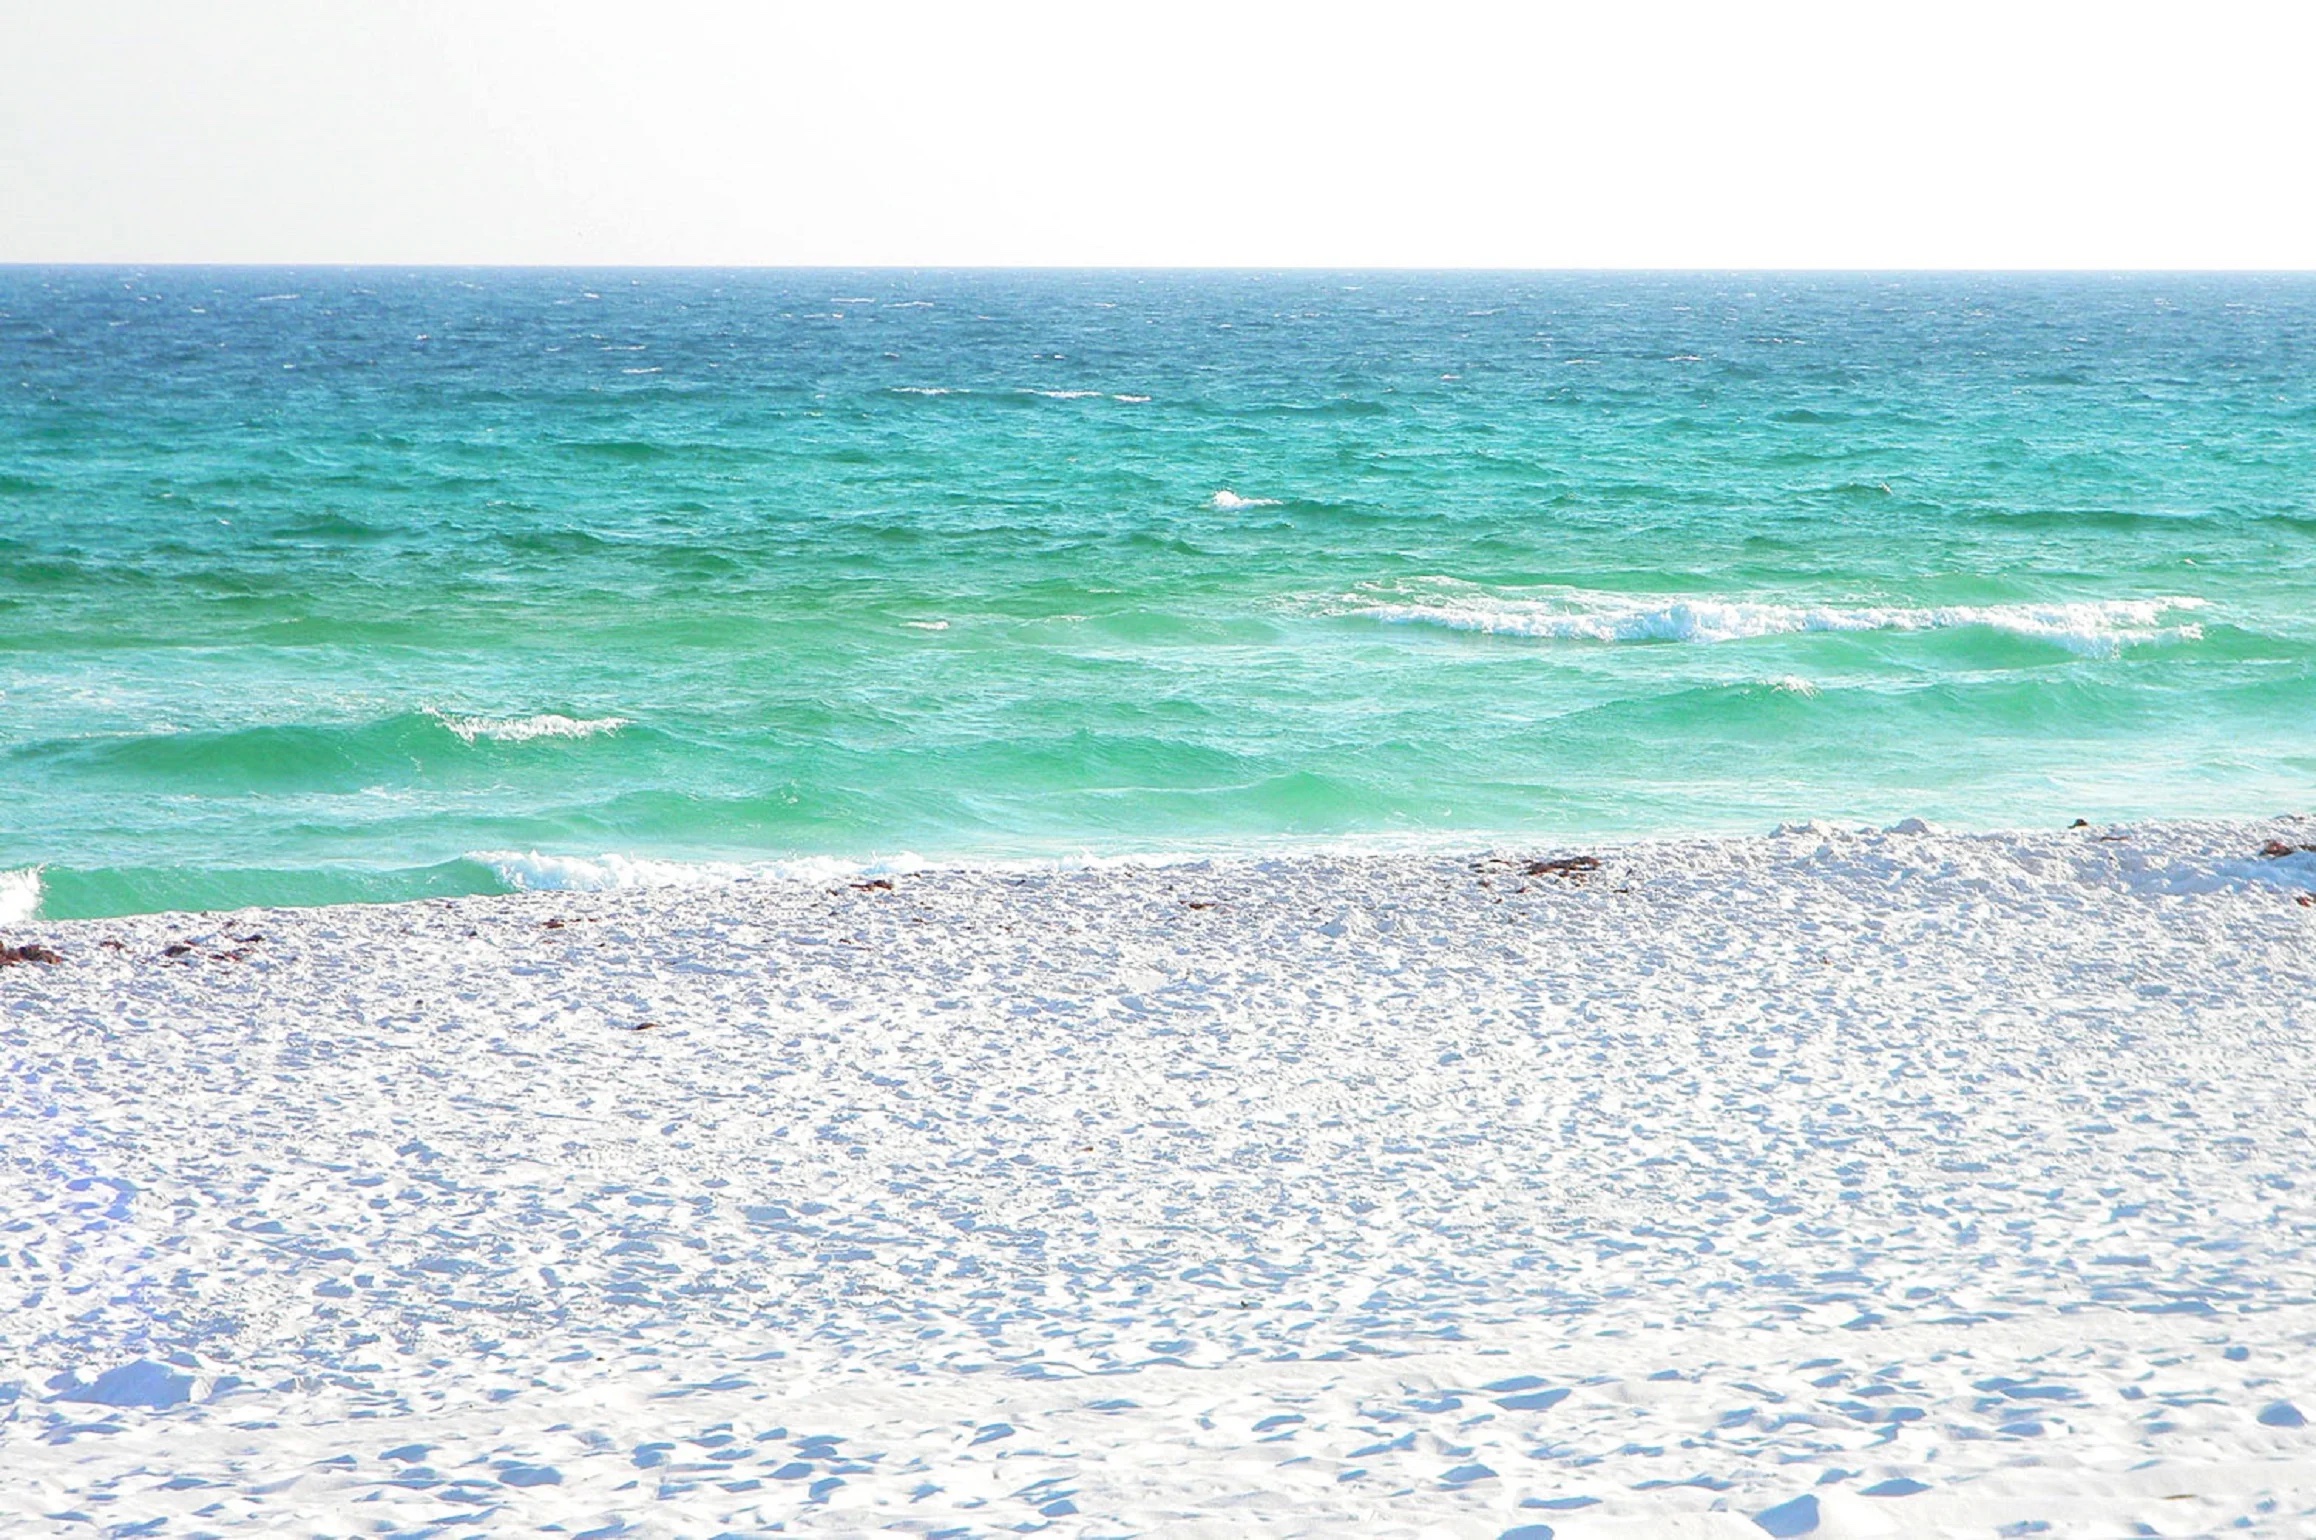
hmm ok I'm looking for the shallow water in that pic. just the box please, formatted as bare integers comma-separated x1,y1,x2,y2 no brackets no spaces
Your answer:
4,268,2312,917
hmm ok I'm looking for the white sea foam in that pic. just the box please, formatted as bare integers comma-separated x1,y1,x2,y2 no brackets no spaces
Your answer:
902,620,950,631
474,851,766,892
429,711,630,745
1023,388,1104,400
470,844,1256,897
1350,585,2206,657
889,385,956,396
1211,489,1282,511
0,866,41,926
1112,393,1152,403
470,850,927,893
1764,674,1820,696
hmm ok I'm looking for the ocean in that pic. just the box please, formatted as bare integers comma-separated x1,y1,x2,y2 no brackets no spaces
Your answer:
3,268,2311,920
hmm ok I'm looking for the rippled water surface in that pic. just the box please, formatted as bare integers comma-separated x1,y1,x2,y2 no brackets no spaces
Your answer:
3,269,2312,916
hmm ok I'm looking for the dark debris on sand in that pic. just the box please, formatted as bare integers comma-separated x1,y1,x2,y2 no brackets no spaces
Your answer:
2254,841,2316,906
1470,852,1606,890
152,935,266,964
1,943,64,966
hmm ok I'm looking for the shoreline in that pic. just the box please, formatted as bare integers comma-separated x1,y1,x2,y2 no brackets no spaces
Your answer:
5,816,2316,1535
8,807,2312,929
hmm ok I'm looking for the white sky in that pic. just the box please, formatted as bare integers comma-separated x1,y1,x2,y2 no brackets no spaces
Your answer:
3,0,2311,268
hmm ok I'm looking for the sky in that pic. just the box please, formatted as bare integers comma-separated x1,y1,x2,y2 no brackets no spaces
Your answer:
3,0,2311,269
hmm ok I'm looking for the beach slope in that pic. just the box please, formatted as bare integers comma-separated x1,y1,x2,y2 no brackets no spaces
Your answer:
4,819,2316,1536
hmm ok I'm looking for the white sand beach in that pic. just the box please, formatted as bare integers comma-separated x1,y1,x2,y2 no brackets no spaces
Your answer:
5,818,2316,1538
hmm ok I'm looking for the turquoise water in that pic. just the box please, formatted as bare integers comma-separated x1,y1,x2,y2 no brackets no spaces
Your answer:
4,268,2312,919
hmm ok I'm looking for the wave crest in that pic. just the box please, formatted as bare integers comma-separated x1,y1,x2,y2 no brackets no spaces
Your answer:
1212,490,1282,511
1348,585,2206,658
430,711,630,745
0,867,40,926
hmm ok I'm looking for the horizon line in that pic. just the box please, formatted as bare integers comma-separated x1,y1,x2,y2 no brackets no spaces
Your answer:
7,261,2316,277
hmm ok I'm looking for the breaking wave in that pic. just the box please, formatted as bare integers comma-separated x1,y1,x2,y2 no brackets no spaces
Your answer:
0,867,41,926
429,711,631,745
1348,585,2207,658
